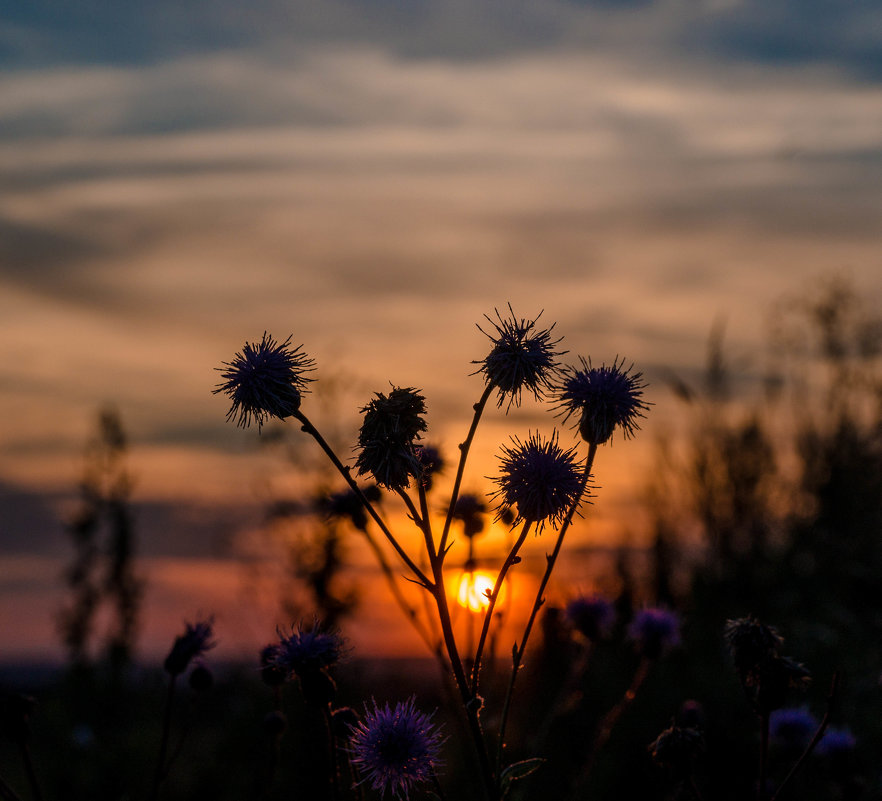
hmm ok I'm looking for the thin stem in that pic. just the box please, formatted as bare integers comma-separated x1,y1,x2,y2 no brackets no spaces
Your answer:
358,524,443,660
471,520,532,693
496,446,595,771
293,409,432,588
438,385,494,559
16,744,42,801
417,482,436,561
758,711,770,801
0,774,24,801
769,672,840,801
150,674,178,801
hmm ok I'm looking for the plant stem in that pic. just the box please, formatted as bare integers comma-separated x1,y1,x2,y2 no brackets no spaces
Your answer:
471,520,532,693
758,711,770,801
150,674,177,801
438,385,494,559
496,446,595,771
769,672,840,801
16,744,42,801
294,410,432,588
0,774,24,801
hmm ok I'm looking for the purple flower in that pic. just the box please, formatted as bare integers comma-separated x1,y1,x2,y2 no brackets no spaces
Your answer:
349,697,444,799
628,608,681,659
565,594,615,642
490,431,585,533
556,357,648,445
816,726,857,757
164,619,215,676
474,306,565,411
274,621,346,677
215,333,315,429
770,707,818,749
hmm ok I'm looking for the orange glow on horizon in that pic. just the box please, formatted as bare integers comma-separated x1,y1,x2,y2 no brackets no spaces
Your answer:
454,569,504,613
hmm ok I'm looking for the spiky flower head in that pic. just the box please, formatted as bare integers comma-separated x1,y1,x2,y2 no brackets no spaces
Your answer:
556,356,648,445
214,333,315,429
724,616,785,686
474,305,565,411
349,697,444,799
415,444,445,491
628,608,681,659
355,387,428,491
490,431,585,533
648,724,705,776
164,619,215,676
273,621,346,678
565,594,616,642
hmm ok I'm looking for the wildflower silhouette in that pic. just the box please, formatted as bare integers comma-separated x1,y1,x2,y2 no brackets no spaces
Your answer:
474,305,565,410
214,332,315,429
628,608,681,659
273,621,346,678
163,619,215,676
490,431,584,532
349,697,443,799
355,387,428,491
556,356,648,445
565,594,616,642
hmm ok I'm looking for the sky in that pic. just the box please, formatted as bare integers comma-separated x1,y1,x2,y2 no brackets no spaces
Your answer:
2,0,882,663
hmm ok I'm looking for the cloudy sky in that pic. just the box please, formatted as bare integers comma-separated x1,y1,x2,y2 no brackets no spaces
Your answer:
2,0,882,661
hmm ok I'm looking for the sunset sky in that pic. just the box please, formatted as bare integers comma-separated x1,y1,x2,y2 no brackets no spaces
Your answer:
2,0,882,663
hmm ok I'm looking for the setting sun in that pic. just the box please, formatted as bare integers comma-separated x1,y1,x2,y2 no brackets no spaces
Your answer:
455,569,503,613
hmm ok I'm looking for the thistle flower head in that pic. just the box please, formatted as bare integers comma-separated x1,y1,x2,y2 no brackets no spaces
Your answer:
274,621,346,678
164,619,215,676
214,333,315,429
349,697,444,799
724,616,785,686
451,493,487,538
648,724,705,774
474,305,565,411
555,357,648,445
415,444,445,491
628,607,681,659
770,707,818,749
816,726,857,757
355,387,428,491
565,594,616,642
490,431,585,533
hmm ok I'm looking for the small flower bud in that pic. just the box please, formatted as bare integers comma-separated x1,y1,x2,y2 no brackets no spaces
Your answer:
188,664,214,693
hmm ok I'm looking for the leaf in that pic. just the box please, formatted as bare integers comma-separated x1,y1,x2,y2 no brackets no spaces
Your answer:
500,757,545,797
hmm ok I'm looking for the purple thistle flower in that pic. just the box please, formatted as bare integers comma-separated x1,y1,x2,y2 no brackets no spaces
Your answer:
816,726,857,757
349,697,444,799
628,607,681,659
474,305,565,411
490,431,585,533
214,333,315,430
164,619,215,676
769,707,818,749
565,594,616,642
274,621,346,678
556,356,648,445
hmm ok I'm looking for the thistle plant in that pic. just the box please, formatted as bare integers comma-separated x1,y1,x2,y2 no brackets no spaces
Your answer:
215,307,651,800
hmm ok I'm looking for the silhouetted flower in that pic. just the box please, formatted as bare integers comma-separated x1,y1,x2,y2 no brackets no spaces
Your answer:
816,726,857,757
349,697,444,799
649,724,704,775
215,333,315,429
490,431,585,532
355,387,428,491
259,644,287,687
556,357,648,445
416,444,445,490
724,616,785,686
628,608,681,659
451,493,487,538
770,707,818,749
565,594,616,642
164,619,215,676
474,305,565,411
274,621,346,678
